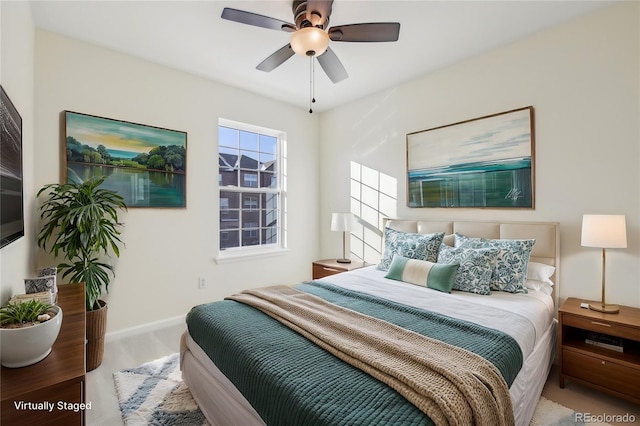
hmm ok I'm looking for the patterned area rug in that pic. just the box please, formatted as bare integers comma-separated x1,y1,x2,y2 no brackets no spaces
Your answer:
530,397,612,426
114,353,609,426
113,353,209,425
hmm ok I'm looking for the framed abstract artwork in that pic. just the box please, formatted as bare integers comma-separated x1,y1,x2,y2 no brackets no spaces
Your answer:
407,106,534,208
64,111,187,208
0,85,25,248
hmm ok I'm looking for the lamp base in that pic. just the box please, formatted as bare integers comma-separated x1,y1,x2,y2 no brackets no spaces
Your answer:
336,258,351,264
589,302,620,314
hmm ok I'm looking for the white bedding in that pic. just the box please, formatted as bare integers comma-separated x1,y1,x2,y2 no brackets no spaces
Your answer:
319,265,555,360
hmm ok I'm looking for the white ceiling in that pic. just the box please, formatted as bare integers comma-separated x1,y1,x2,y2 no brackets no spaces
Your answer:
30,0,615,112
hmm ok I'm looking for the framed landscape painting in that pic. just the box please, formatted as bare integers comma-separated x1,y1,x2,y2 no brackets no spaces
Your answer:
64,111,187,208
407,106,534,208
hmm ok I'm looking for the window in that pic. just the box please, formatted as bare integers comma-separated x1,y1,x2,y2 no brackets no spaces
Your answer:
243,173,258,187
218,119,286,256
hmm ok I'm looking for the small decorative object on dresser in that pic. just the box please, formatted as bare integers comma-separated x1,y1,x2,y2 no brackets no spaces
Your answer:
24,267,58,297
558,297,640,404
580,214,627,314
312,258,367,280
330,212,354,263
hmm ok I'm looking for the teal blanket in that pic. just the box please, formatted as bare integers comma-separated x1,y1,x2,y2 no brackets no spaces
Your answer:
186,281,522,426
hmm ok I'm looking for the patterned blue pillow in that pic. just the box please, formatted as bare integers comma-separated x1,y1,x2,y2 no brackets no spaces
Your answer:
437,245,499,295
377,228,444,271
454,233,535,294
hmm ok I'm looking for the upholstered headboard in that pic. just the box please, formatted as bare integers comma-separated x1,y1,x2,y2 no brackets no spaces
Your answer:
384,219,560,304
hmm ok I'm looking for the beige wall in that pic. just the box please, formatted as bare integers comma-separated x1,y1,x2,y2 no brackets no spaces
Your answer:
319,2,640,307
0,1,36,303
34,31,320,333
6,1,639,338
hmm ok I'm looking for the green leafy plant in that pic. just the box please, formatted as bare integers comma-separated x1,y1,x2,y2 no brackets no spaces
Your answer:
0,300,54,327
37,176,127,311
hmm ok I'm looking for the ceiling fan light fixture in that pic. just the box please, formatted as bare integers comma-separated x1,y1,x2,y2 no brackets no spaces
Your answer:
290,27,329,57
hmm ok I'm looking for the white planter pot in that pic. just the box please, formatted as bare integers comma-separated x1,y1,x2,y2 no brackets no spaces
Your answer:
0,305,63,368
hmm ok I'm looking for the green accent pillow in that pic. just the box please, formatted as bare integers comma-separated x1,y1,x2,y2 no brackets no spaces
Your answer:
385,255,459,293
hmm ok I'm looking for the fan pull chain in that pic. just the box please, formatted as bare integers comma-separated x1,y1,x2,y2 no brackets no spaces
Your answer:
309,55,315,113
312,57,316,105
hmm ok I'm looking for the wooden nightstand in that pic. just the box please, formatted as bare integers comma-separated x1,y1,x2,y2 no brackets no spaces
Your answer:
312,259,368,280
558,297,640,404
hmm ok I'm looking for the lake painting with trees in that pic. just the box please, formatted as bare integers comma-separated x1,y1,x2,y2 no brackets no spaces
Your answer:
64,111,187,207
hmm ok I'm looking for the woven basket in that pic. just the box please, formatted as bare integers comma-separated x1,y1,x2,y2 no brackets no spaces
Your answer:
86,300,107,372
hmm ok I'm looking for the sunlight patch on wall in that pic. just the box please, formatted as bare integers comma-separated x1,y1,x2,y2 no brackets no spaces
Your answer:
349,161,397,264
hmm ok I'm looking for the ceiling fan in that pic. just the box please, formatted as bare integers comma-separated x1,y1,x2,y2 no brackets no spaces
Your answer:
221,0,401,85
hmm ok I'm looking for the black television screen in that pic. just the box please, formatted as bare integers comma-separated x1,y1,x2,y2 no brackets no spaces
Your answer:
1,85,24,248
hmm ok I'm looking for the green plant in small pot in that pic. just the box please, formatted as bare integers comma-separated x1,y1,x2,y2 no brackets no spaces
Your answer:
0,299,54,327
0,300,63,368
37,175,127,371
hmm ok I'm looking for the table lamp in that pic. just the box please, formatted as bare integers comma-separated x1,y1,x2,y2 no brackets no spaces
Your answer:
331,213,354,263
581,214,627,314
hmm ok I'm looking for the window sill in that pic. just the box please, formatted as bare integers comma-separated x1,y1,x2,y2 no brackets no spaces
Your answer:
215,247,289,264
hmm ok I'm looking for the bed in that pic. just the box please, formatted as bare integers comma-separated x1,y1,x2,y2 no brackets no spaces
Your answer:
180,219,559,426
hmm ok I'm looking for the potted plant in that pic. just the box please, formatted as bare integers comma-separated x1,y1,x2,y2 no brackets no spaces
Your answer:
0,300,62,368
37,175,127,371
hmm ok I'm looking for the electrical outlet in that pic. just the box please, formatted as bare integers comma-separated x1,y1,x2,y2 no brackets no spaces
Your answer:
198,277,206,289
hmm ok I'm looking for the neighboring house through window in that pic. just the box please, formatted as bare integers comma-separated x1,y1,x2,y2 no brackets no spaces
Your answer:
217,119,286,257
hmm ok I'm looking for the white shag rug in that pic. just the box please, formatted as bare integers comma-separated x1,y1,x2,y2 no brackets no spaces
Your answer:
114,353,611,426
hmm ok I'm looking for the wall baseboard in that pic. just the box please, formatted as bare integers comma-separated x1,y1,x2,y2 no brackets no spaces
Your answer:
105,314,186,343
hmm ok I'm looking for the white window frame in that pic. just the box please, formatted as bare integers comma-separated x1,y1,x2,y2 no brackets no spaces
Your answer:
216,118,288,263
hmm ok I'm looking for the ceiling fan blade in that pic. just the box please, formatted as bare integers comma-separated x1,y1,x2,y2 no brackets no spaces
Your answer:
221,8,296,32
329,23,400,42
317,47,348,83
256,44,295,72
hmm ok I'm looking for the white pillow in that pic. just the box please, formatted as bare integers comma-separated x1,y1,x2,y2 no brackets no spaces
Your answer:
527,262,555,284
524,279,553,295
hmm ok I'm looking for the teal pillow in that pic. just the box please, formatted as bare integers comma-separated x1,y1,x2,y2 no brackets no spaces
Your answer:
385,255,459,293
437,245,499,295
454,233,535,294
377,228,445,271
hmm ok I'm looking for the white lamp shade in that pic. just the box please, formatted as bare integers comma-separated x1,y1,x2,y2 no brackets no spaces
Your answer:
290,27,330,57
581,214,627,248
331,213,354,232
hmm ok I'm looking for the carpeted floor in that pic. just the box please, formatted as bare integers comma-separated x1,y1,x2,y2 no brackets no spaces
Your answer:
114,353,612,426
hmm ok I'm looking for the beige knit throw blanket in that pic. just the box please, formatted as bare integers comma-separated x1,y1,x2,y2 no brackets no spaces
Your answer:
227,285,515,426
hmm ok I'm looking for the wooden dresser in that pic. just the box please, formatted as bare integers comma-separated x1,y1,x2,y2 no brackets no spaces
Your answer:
558,297,640,404
1,283,86,425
